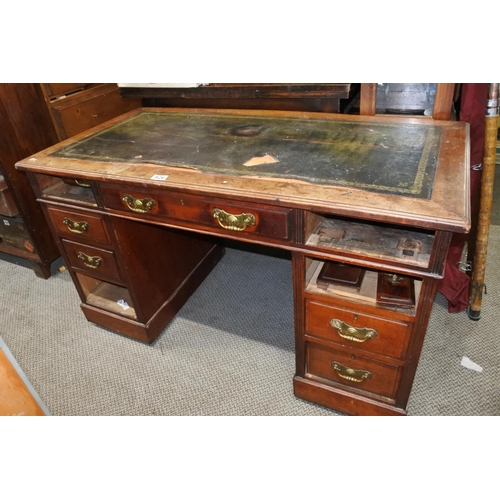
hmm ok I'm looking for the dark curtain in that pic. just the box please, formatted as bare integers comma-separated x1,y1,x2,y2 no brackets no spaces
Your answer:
437,83,489,312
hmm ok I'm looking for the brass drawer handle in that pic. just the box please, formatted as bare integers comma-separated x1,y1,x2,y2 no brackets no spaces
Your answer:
212,208,256,232
387,273,404,284
122,193,156,214
77,252,102,269
63,217,89,234
75,179,91,188
330,319,378,343
332,361,372,383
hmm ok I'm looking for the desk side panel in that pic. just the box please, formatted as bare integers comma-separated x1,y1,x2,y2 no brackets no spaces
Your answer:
108,215,223,322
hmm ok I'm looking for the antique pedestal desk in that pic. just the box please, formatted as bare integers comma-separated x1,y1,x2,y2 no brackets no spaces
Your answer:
16,108,470,416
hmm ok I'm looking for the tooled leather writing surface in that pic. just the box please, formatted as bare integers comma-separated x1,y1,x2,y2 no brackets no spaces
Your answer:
50,111,443,199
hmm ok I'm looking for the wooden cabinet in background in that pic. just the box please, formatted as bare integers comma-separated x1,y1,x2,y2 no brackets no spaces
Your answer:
0,83,141,278
40,83,142,141
0,84,61,278
119,83,360,114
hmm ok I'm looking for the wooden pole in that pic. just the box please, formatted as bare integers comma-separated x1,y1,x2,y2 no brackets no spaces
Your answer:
467,83,499,320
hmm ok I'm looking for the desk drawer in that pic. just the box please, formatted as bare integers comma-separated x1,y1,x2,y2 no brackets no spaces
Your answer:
100,185,292,243
46,206,110,244
306,342,402,400
61,239,123,283
305,300,410,360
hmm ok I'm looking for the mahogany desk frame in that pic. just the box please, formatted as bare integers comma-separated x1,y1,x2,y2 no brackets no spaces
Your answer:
16,108,470,416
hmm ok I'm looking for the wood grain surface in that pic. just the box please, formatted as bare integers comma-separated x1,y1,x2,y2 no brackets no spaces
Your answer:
0,348,45,416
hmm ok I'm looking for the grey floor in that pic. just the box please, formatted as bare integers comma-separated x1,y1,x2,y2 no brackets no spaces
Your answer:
1,216,499,416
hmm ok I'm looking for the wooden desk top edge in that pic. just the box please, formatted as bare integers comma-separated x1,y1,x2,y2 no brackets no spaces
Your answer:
16,107,471,233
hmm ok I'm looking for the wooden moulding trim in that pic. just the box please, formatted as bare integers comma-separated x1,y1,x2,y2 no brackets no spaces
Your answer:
119,83,355,100
394,279,438,408
293,376,406,416
80,303,150,343
292,252,307,377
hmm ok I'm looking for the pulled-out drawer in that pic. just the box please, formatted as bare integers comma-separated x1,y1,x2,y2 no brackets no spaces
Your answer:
305,300,411,360
46,206,110,244
306,342,402,400
61,239,123,284
100,184,292,243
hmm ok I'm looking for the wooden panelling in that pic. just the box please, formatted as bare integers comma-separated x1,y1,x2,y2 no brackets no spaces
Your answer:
42,83,141,141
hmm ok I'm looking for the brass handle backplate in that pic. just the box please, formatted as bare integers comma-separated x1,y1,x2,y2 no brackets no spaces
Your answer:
122,193,156,214
212,208,256,232
77,252,102,269
63,217,89,234
330,319,378,343
332,361,372,383
387,273,405,284
75,179,91,188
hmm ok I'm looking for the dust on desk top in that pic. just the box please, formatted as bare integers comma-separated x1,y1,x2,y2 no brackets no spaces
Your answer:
50,111,443,199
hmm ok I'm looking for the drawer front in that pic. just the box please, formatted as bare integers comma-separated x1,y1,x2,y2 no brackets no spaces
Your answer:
305,300,410,360
46,206,110,244
306,342,402,400
62,239,122,283
100,185,292,243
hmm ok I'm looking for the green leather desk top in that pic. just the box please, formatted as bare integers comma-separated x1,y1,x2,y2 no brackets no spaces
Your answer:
17,108,470,233
50,111,443,199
